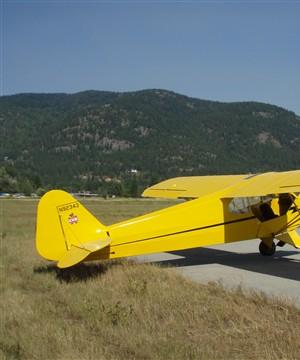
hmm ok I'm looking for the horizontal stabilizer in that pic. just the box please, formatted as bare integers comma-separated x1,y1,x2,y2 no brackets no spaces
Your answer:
57,238,111,268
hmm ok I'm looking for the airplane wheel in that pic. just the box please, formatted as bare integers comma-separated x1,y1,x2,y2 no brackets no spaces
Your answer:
259,241,276,256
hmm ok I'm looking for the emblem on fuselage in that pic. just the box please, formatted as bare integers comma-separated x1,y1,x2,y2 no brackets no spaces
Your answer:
68,213,78,225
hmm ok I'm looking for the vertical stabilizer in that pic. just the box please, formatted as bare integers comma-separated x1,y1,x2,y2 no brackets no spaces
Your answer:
36,190,111,267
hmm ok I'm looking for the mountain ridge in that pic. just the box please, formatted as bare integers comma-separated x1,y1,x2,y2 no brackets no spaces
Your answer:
1,89,299,195
1,89,295,113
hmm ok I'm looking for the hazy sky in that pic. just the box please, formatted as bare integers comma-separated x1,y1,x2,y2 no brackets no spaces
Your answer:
1,0,300,114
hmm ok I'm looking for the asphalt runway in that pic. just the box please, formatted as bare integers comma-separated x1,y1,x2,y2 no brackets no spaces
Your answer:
135,237,300,307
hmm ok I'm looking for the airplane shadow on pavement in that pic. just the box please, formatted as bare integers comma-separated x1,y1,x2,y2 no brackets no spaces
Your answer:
154,247,300,282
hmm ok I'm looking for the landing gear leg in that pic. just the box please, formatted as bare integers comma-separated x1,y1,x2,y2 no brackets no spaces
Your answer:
259,238,276,256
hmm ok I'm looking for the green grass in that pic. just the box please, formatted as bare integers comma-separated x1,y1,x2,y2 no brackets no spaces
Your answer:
1,199,300,360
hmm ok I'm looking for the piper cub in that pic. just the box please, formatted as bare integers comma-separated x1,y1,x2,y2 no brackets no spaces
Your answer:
36,170,300,268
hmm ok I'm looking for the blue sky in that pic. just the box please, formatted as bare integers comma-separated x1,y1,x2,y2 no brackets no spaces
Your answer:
1,0,300,114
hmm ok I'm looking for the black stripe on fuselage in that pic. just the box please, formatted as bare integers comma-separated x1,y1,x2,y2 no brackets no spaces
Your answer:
111,215,256,248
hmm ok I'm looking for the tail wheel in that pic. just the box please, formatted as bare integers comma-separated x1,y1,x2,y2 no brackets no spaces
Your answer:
259,240,276,256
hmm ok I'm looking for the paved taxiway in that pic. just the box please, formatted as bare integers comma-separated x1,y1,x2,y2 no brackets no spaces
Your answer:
136,237,300,307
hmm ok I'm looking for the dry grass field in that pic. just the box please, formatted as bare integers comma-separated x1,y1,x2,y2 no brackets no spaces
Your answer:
1,198,300,360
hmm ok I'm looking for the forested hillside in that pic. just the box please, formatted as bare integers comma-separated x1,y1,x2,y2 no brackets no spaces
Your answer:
1,89,299,195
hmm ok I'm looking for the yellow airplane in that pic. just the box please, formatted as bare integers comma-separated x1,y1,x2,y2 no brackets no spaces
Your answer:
36,170,300,268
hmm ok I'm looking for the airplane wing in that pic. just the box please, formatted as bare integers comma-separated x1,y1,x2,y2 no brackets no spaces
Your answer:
224,170,300,198
142,174,247,199
142,171,300,199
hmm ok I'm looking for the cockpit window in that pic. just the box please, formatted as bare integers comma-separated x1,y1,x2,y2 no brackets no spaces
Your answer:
228,195,273,214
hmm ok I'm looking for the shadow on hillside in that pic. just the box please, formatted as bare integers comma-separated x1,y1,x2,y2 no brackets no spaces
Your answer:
155,247,300,282
33,262,110,283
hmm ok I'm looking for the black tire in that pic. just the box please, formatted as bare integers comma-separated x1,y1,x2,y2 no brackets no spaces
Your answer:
259,240,276,256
